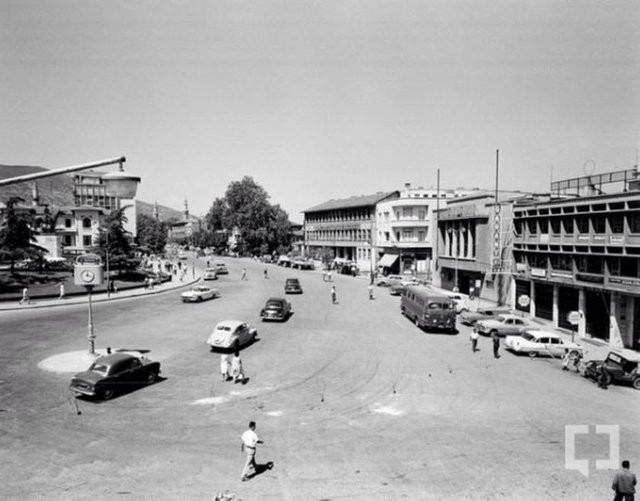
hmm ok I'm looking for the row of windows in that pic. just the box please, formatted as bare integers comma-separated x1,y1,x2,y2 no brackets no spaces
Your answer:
62,235,92,247
515,252,640,278
307,229,372,242
514,213,640,236
305,209,373,223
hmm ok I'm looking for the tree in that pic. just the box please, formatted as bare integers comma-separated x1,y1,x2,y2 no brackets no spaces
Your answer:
0,197,45,272
96,207,134,272
136,214,168,254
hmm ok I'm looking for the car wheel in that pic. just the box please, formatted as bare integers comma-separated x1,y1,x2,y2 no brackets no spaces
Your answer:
101,388,115,400
490,330,498,338
528,351,537,358
633,378,640,390
146,371,156,384
197,296,202,302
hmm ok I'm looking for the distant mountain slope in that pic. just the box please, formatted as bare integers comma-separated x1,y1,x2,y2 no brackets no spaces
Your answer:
136,200,185,223
0,165,75,206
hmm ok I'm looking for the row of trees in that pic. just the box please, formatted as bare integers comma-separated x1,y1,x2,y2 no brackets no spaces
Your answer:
197,176,293,256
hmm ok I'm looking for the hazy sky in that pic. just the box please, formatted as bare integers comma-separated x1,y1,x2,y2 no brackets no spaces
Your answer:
1,0,639,221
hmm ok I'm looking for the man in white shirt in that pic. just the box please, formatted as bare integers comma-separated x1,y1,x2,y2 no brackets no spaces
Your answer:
240,421,263,481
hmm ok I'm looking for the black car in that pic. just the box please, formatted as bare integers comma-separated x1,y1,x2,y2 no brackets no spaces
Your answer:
260,297,292,321
584,350,640,390
284,278,303,294
70,353,161,400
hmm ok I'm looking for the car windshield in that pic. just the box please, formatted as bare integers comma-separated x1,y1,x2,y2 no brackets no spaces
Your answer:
217,325,232,332
286,280,299,285
266,301,282,308
90,362,109,375
495,315,507,322
520,332,536,341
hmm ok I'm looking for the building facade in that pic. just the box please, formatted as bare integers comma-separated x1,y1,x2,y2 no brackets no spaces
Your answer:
512,168,640,350
376,184,479,275
303,192,399,272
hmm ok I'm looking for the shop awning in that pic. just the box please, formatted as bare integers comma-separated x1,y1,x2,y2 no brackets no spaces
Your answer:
377,254,399,268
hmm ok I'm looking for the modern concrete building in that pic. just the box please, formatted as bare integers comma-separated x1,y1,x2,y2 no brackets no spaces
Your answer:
512,167,640,350
303,192,399,272
435,190,530,303
376,184,479,276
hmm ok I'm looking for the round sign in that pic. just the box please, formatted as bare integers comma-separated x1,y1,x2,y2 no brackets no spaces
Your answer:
568,311,581,325
518,294,530,307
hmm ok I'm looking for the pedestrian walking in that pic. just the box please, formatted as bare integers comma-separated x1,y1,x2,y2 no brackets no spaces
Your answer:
492,331,500,358
572,351,583,373
368,284,374,300
322,270,327,282
331,285,337,304
231,351,245,384
327,270,332,282
58,283,65,299
562,350,571,371
19,287,30,305
240,421,263,481
470,330,479,352
612,460,636,501
264,267,268,279
241,268,247,280
220,353,231,382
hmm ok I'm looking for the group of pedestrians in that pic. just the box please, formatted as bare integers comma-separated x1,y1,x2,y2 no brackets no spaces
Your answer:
470,330,501,357
220,352,245,384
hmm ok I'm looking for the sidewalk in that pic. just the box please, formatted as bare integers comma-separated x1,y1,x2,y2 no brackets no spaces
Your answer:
0,272,201,312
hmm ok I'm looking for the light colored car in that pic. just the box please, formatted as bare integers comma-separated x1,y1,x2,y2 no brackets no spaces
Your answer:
389,278,420,296
459,306,512,326
376,274,403,287
213,261,229,274
181,285,220,303
475,313,530,337
207,320,257,351
505,330,583,358
203,268,218,280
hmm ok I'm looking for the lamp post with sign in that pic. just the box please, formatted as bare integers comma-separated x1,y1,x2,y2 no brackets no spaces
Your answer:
74,254,104,354
518,294,530,317
568,311,581,343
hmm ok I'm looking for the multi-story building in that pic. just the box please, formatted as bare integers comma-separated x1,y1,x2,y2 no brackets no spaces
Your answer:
167,199,201,243
303,192,399,272
376,184,479,275
54,205,106,255
512,167,640,350
436,190,529,303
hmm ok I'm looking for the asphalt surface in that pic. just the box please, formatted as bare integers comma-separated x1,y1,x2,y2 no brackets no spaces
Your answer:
0,257,638,500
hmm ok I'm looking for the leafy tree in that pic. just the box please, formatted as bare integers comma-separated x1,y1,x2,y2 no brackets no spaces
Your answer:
96,207,133,272
136,214,168,254
0,197,45,272
205,198,227,231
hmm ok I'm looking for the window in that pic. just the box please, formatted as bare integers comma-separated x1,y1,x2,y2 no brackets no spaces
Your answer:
65,218,72,228
402,229,413,240
550,218,560,234
527,219,537,235
82,235,92,247
628,213,640,234
576,216,589,234
608,215,624,234
418,231,426,242
592,215,606,234
562,217,574,234
82,217,92,229
402,208,412,218
384,232,390,241
418,210,427,220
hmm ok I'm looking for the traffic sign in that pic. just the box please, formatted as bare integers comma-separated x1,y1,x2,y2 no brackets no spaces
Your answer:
518,294,530,308
567,311,581,325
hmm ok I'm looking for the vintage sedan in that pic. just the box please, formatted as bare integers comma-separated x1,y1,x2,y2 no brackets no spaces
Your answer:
260,297,292,321
284,278,303,294
207,320,257,351
475,313,531,337
181,285,220,303
584,350,640,390
376,274,403,287
203,268,218,280
459,306,512,326
505,330,583,357
213,261,229,274
389,278,420,296
70,353,161,400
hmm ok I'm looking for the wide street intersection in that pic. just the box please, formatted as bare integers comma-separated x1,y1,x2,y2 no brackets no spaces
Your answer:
0,256,638,500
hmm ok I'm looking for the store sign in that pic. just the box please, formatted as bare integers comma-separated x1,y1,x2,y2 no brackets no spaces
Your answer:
531,267,547,278
609,276,640,287
551,271,573,279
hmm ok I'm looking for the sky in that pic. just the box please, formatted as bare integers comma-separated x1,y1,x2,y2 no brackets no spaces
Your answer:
1,0,639,221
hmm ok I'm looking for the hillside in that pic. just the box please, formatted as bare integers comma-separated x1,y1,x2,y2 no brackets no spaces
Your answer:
0,165,75,206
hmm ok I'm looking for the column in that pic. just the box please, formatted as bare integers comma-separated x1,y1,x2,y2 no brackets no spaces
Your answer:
552,285,559,328
529,281,536,318
578,289,586,337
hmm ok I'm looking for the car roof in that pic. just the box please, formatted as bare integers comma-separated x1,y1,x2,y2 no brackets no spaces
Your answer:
93,353,135,365
521,330,560,338
609,349,640,362
267,297,286,303
495,313,520,320
205,268,217,272
215,320,244,329
286,278,299,282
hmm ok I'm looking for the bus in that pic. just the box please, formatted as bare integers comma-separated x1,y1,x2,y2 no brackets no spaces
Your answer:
401,285,457,333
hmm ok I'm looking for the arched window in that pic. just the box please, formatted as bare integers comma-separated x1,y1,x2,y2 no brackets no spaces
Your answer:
82,217,92,229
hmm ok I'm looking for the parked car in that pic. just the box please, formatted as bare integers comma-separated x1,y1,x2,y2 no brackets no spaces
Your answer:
446,292,470,313
181,285,220,303
376,274,403,287
213,261,229,274
260,297,292,321
284,278,303,294
504,330,583,357
291,258,314,270
459,306,512,326
475,313,531,337
389,278,420,296
69,353,161,400
584,350,640,390
207,320,257,351
203,268,218,280
277,255,292,267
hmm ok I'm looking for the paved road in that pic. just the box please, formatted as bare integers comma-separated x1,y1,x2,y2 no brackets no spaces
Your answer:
0,257,638,500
